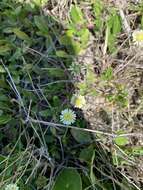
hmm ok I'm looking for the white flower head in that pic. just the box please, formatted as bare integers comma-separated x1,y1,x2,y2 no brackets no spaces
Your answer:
60,109,76,125
5,183,19,190
71,94,86,109
132,30,143,46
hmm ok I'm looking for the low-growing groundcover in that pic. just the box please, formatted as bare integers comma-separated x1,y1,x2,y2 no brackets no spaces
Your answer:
0,0,143,189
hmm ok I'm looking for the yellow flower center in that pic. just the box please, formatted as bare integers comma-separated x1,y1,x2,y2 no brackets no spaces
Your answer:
75,98,83,107
63,113,73,121
71,95,86,108
135,33,143,41
135,32,143,41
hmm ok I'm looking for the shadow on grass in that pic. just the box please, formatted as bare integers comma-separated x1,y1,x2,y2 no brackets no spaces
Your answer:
0,1,139,190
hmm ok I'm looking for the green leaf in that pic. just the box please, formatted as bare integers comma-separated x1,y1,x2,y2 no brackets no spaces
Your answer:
114,87,128,107
70,6,84,24
60,35,72,46
107,31,116,53
76,82,88,95
43,68,65,78
114,136,129,146
32,0,47,6
0,115,11,125
0,66,5,73
56,50,69,58
93,0,103,17
112,13,121,35
71,129,92,143
0,40,12,55
79,146,94,163
52,96,60,107
13,28,31,42
3,27,13,34
132,146,143,156
107,10,121,53
71,40,82,55
80,28,90,47
60,35,82,55
39,109,52,117
34,16,49,34
90,150,96,187
52,168,82,190
86,66,96,84
93,0,104,31
101,67,113,81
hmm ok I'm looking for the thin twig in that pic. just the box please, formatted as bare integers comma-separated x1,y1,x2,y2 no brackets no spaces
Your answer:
30,118,143,138
119,8,131,35
115,1,131,35
0,59,27,116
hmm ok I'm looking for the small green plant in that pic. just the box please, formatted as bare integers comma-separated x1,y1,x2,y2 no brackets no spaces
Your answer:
76,65,128,109
106,9,122,53
68,62,82,76
60,5,90,55
92,0,104,31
